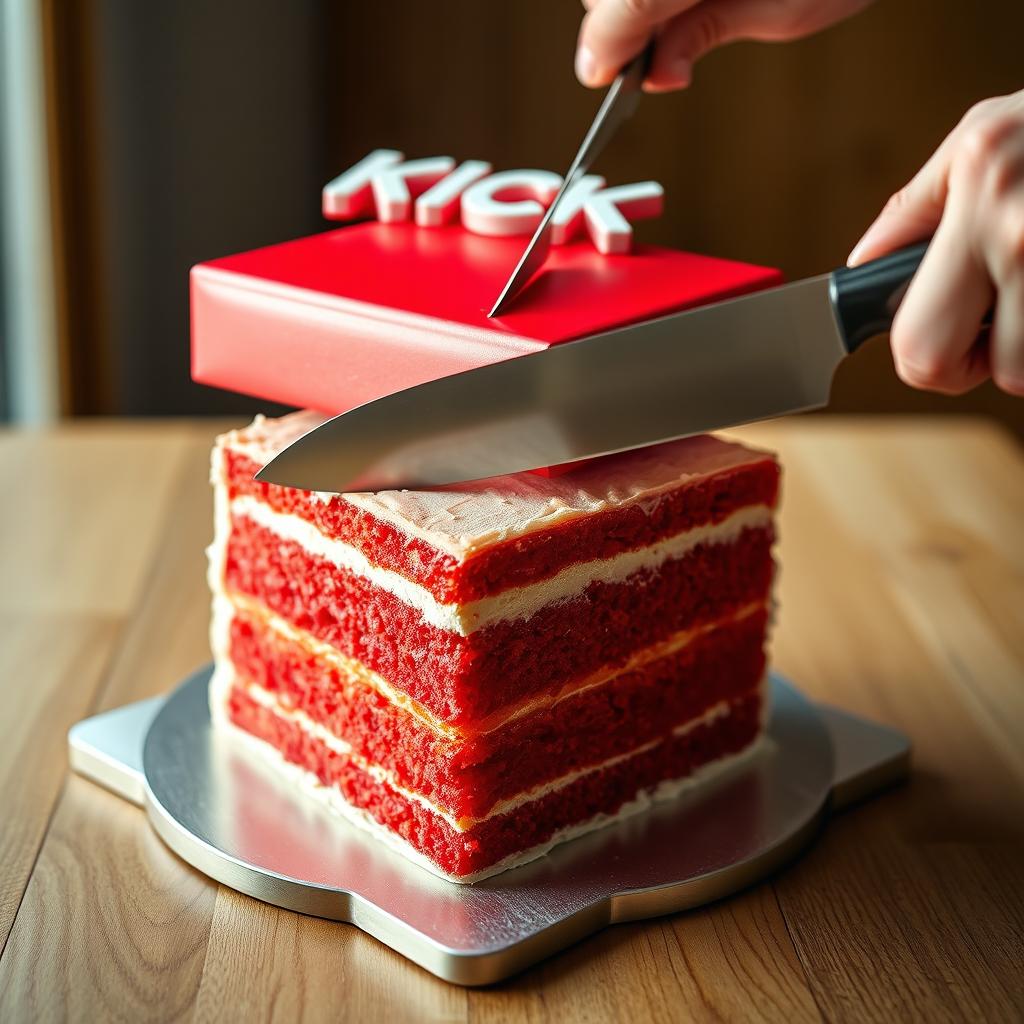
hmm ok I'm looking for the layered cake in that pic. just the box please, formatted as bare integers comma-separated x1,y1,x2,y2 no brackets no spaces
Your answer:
208,411,779,882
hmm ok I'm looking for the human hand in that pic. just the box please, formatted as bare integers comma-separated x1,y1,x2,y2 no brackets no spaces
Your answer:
575,0,873,91
849,91,1024,396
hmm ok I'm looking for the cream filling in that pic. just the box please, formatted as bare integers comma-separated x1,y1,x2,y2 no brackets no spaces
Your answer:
226,493,772,637
216,670,760,832
211,587,767,741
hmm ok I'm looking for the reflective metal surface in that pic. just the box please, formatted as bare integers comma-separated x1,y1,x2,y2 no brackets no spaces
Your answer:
488,44,652,318
257,276,848,492
69,666,908,985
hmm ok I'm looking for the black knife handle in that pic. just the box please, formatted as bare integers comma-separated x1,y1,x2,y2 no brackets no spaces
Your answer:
829,242,929,353
829,240,995,354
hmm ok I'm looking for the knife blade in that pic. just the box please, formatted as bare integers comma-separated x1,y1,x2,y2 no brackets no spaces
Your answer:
257,241,955,493
487,43,653,318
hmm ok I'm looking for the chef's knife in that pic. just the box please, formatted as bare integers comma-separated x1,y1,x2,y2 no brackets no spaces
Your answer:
488,43,654,318
256,240,986,493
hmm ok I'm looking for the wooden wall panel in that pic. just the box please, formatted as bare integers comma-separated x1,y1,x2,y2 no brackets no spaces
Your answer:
46,0,327,417
42,0,111,415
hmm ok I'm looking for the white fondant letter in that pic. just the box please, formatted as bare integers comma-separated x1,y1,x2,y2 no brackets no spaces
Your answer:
324,153,666,254
461,170,561,237
583,181,664,254
549,175,606,245
372,156,455,223
322,149,402,220
415,160,492,227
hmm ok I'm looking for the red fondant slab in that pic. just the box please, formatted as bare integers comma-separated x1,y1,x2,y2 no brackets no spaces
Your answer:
191,222,781,415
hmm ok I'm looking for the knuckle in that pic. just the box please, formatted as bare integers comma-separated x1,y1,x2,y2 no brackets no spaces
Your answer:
883,186,912,214
893,334,956,391
688,8,730,53
959,116,1017,175
1001,213,1024,266
988,150,1020,199
961,97,1001,128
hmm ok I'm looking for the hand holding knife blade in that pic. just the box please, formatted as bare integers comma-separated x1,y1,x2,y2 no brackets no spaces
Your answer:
488,42,654,318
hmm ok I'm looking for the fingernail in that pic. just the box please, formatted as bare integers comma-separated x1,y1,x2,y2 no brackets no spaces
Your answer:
848,217,885,266
847,234,870,266
575,46,598,86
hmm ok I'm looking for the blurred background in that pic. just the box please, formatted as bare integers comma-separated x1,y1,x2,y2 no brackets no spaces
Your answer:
1,0,1022,432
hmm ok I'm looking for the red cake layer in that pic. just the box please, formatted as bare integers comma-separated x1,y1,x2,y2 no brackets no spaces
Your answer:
222,446,779,604
226,683,763,878
223,514,775,723
225,602,768,820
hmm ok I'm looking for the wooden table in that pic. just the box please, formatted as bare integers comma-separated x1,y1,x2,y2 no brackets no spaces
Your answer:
0,417,1022,1022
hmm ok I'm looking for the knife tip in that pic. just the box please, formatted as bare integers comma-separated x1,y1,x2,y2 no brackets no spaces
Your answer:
487,288,513,319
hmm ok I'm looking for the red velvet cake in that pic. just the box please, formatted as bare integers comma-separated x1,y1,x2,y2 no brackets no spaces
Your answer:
208,410,779,882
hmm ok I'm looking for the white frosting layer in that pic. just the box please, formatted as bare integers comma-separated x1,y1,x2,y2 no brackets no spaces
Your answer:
218,411,776,559
229,494,772,637
210,667,766,885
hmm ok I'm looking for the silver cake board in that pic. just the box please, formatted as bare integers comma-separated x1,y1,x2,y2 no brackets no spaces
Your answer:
68,667,909,986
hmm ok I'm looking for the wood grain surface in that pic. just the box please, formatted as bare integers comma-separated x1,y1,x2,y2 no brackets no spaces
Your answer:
0,417,1021,1023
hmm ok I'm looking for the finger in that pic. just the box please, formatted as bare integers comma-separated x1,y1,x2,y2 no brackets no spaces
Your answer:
644,4,738,90
989,278,1024,394
642,15,697,91
644,0,774,93
890,187,994,394
643,0,874,92
643,0,773,91
973,121,1024,393
576,0,701,86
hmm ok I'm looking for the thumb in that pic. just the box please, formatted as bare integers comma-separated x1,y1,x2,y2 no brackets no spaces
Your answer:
577,0,701,87
643,0,873,92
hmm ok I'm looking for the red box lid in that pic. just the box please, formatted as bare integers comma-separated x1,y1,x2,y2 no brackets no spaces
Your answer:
191,221,781,415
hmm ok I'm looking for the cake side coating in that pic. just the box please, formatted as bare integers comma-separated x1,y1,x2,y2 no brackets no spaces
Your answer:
208,412,779,881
